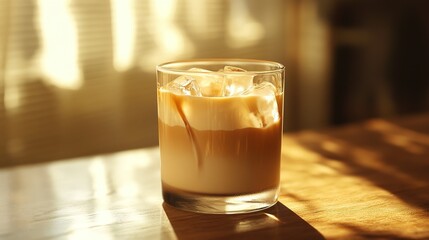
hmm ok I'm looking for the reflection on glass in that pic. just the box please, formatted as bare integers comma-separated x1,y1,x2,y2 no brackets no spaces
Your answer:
111,0,136,71
234,213,280,233
36,0,82,89
264,212,282,222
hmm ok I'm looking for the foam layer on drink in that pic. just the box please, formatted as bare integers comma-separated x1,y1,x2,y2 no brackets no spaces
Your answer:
158,86,281,130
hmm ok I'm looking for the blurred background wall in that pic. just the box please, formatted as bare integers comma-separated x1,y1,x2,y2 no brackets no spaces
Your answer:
1,0,428,166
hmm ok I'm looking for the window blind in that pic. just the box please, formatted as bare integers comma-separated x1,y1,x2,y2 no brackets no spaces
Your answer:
0,0,286,166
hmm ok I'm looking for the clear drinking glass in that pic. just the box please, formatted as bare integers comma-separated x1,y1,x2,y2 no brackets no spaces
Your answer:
156,59,285,214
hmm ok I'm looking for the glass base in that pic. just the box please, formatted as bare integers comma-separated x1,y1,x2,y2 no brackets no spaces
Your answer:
162,186,279,214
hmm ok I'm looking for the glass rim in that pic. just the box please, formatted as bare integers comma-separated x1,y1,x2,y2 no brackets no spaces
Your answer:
156,58,285,76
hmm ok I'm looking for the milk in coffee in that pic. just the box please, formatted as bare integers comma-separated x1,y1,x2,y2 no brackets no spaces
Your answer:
157,66,283,195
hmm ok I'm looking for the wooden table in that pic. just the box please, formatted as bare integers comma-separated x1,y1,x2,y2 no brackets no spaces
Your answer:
1,114,428,239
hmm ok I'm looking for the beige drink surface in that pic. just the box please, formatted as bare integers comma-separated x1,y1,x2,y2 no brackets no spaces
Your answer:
158,89,283,195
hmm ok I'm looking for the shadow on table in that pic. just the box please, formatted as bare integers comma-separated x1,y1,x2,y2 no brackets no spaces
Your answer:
162,201,325,240
293,115,429,211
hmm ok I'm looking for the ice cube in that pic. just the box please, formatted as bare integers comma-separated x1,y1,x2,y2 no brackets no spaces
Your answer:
166,66,256,97
222,66,254,96
252,81,278,96
165,68,217,96
166,75,202,96
195,75,225,97
249,82,280,127
175,68,225,97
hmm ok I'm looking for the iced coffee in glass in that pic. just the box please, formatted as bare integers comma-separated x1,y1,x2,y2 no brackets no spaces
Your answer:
156,59,285,214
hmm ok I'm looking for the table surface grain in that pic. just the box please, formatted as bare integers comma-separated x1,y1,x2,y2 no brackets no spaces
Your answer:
1,114,429,240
